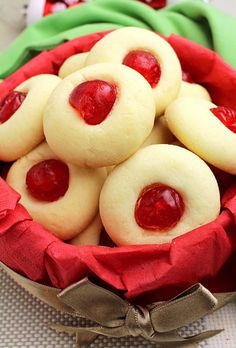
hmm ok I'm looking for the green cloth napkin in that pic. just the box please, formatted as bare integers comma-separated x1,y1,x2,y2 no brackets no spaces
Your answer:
0,0,235,78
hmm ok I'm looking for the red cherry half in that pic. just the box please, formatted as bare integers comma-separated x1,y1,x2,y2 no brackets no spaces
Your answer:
26,159,69,202
135,183,184,231
211,106,236,134
69,80,117,125
123,50,161,88
0,91,27,124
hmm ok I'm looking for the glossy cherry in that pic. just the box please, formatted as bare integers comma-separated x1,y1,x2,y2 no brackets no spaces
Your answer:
69,80,117,125
135,183,184,231
123,50,161,88
26,159,69,202
0,91,27,124
211,106,236,133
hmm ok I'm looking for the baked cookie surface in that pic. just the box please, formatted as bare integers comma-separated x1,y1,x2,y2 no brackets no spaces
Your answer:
59,52,89,78
85,27,182,116
0,74,61,161
44,62,156,168
165,97,236,174
100,144,220,245
6,142,106,240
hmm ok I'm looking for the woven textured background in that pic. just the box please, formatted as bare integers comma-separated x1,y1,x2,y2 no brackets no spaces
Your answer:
0,268,236,347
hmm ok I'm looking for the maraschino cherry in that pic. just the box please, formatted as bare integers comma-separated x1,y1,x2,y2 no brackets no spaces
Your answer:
0,91,27,124
26,159,69,202
123,50,161,88
69,80,117,125
211,106,236,134
135,183,184,231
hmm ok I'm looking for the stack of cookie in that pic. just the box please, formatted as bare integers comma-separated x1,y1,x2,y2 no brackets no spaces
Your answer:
2,27,232,247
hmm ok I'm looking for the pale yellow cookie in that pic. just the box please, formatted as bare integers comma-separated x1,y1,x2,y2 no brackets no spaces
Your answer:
178,81,211,101
68,214,102,246
44,62,156,168
100,144,220,245
165,97,236,174
58,52,89,78
85,27,182,116
6,142,106,240
140,116,175,148
0,74,61,162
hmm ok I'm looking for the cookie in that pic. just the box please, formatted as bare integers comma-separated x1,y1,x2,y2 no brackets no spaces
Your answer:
85,27,182,116
0,74,61,161
6,142,106,240
178,81,211,100
68,214,102,246
165,97,236,174
100,144,220,244
44,62,156,168
58,52,89,78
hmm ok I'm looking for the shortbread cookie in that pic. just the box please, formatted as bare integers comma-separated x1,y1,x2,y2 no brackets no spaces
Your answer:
100,144,220,245
165,97,236,174
68,214,102,246
140,116,175,148
6,142,106,240
85,27,182,116
44,62,155,168
0,74,61,161
59,52,89,78
178,81,211,100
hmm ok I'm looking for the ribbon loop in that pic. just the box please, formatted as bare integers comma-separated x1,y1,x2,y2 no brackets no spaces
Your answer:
55,278,224,347
150,284,218,332
1,262,235,348
58,277,127,326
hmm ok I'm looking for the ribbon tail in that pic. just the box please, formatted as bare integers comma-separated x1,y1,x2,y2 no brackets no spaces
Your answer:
51,324,124,347
148,328,223,346
75,331,99,348
50,324,98,348
183,329,224,343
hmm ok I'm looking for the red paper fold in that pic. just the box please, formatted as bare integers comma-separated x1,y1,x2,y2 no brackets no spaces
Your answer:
0,32,236,303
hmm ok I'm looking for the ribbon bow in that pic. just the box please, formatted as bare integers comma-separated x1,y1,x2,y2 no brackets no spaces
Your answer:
51,278,226,348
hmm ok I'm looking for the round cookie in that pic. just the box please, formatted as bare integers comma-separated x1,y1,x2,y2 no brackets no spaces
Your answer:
68,214,102,246
178,81,211,101
44,62,156,168
165,97,236,174
58,52,89,78
0,74,61,162
140,116,175,148
85,27,182,116
100,144,220,245
6,142,106,240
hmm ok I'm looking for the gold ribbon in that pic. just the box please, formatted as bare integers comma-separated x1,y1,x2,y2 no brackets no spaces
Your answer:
1,262,236,348
50,278,233,348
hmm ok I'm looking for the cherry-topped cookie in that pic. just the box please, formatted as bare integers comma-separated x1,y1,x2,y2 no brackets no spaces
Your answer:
69,214,102,246
44,62,156,168
58,52,89,78
99,144,220,245
0,74,61,162
6,142,106,240
165,97,236,174
140,116,175,148
178,72,211,101
85,27,182,116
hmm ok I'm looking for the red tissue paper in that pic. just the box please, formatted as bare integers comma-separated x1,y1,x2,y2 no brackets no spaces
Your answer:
0,31,236,304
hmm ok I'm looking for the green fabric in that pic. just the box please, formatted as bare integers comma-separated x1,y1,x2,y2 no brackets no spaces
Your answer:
0,0,235,79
